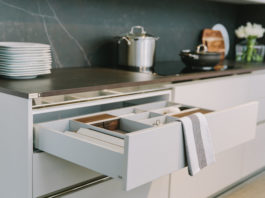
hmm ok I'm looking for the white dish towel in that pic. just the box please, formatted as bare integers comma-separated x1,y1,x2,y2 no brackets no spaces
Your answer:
179,112,216,176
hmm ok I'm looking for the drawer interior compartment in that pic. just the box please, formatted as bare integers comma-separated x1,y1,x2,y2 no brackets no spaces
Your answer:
34,100,258,191
74,113,117,123
33,94,170,123
71,117,153,139
151,106,182,115
123,112,162,121
109,107,146,117
139,115,179,126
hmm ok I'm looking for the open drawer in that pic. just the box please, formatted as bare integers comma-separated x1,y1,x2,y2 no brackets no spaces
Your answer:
34,100,258,191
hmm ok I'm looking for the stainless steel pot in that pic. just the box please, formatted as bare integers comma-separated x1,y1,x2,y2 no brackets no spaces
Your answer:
118,26,159,72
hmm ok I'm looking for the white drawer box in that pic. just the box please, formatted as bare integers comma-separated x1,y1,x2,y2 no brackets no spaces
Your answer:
34,100,258,191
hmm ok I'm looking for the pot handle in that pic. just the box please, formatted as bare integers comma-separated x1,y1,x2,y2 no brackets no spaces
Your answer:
130,26,146,34
196,44,208,53
118,37,131,45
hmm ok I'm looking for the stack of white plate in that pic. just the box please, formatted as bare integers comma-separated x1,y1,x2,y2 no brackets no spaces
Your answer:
0,42,52,79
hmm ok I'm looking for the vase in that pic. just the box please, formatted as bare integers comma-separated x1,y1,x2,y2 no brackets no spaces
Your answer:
236,38,265,63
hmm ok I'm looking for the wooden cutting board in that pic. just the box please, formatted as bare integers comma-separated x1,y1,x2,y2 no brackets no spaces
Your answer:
202,29,225,59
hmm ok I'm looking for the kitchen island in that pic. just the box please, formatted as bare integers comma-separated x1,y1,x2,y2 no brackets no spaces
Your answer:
0,63,264,198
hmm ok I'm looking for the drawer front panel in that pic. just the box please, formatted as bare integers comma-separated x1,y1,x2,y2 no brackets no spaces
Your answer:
173,75,251,110
206,102,258,153
124,122,184,190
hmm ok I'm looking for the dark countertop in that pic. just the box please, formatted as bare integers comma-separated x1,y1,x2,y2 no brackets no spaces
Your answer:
1,61,265,99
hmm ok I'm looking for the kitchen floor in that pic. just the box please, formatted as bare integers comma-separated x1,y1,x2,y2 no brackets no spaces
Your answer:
216,171,265,198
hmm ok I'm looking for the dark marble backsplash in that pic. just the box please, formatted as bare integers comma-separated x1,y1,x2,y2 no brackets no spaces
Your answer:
0,0,239,68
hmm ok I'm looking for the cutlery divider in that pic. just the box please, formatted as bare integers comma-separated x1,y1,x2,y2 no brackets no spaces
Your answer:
68,101,207,140
138,115,179,126
70,118,153,139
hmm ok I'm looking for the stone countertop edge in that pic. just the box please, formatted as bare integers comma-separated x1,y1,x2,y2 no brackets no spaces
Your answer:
0,65,264,99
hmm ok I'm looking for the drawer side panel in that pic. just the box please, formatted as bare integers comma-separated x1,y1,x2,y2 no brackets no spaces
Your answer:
34,126,123,179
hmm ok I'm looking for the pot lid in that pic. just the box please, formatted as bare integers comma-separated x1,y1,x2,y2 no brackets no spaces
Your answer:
126,26,157,39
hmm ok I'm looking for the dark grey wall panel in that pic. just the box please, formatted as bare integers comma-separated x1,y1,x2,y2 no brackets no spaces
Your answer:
0,0,238,68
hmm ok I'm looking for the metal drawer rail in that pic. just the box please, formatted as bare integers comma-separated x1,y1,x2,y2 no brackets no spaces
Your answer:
38,176,111,198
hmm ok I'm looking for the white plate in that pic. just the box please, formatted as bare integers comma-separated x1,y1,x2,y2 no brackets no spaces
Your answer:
0,71,51,75
0,70,51,76
0,58,52,62
0,62,52,67
0,63,52,69
0,42,50,48
3,75,39,80
0,66,52,71
1,72,50,79
0,56,52,63
212,24,230,57
0,50,51,54
0,59,52,64
0,52,51,56
0,65,51,69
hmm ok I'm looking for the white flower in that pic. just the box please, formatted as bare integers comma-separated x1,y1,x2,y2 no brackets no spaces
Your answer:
235,26,246,38
235,22,265,39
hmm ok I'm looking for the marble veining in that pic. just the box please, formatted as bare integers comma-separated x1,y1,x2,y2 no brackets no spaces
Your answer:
37,1,63,68
0,0,91,68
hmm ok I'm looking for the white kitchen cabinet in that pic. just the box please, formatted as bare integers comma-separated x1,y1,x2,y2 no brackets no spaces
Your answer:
0,71,262,198
0,93,32,198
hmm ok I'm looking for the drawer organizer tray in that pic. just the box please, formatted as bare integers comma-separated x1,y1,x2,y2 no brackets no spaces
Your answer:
34,100,258,190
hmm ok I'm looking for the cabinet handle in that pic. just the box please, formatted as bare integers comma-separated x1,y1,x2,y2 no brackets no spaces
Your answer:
38,175,111,198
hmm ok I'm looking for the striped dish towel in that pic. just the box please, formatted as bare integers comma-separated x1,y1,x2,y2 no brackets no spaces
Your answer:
179,112,216,176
